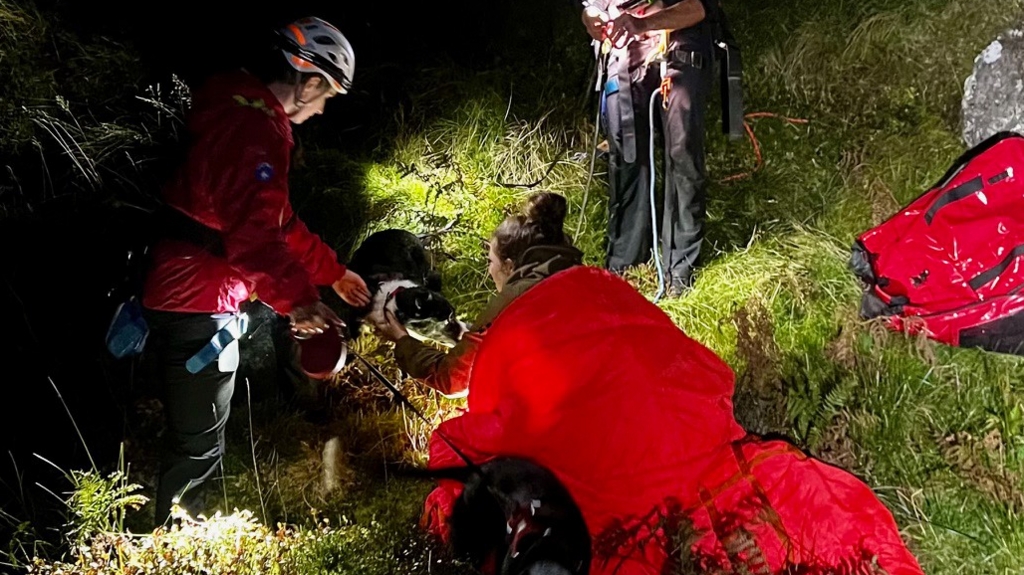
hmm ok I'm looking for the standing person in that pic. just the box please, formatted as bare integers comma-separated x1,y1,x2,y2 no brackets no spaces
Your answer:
582,0,716,296
140,16,371,524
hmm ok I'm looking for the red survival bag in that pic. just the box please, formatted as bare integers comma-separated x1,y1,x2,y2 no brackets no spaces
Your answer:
851,132,1024,354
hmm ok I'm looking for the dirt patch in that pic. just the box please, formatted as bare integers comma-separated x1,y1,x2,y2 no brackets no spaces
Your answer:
731,298,788,436
941,430,1024,511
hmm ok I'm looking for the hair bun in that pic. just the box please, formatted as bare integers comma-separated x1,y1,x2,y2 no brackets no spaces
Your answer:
525,192,567,241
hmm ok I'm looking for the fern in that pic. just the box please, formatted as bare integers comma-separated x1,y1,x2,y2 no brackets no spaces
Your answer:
66,469,148,546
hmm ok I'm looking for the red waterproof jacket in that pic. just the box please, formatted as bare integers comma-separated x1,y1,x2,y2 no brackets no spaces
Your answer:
143,70,345,315
422,267,924,575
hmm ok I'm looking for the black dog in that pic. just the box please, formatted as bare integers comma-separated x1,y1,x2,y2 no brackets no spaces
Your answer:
340,229,466,346
427,457,591,575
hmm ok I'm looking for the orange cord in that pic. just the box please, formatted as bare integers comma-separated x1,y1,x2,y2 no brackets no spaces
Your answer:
660,77,672,111
719,112,809,183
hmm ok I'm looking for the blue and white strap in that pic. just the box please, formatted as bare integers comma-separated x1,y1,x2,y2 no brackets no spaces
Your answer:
185,313,249,374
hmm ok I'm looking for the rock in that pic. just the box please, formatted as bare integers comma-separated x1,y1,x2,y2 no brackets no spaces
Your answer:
962,28,1024,147
320,436,352,495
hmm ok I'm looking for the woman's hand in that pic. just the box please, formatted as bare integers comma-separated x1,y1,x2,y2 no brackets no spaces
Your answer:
333,269,371,307
373,308,409,342
289,301,343,339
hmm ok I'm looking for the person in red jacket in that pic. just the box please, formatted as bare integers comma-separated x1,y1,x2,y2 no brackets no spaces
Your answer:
409,193,924,575
141,16,370,524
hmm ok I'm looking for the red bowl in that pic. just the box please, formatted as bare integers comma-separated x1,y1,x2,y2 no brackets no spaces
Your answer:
296,326,347,380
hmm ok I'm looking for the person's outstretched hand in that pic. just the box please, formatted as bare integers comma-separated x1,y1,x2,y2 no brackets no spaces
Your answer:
289,301,343,339
333,269,371,307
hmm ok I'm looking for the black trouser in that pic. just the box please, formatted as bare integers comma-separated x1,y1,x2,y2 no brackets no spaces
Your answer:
143,309,240,525
604,49,713,285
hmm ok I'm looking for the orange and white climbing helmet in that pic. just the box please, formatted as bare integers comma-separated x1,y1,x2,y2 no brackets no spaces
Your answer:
276,17,355,94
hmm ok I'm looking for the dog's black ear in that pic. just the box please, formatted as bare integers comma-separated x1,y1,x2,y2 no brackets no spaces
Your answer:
426,270,443,292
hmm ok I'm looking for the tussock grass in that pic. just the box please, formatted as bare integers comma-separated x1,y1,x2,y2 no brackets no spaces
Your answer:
0,0,53,151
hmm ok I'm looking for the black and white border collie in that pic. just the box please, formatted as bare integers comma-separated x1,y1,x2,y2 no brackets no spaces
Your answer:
343,228,467,346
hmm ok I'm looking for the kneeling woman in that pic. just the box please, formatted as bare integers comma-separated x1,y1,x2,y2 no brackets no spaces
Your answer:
390,192,924,575
375,192,583,398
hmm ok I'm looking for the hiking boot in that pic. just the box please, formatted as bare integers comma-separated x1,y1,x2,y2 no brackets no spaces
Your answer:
666,283,688,298
667,274,694,298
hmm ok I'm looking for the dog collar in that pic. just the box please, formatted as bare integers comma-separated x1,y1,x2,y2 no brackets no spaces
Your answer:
384,285,407,307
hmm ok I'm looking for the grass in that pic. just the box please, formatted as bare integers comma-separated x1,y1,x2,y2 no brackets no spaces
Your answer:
6,0,1024,572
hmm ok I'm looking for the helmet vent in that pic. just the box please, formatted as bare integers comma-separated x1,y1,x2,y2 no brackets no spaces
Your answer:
280,17,353,88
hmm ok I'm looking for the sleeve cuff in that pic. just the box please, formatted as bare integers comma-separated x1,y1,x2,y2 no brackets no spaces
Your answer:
326,263,346,286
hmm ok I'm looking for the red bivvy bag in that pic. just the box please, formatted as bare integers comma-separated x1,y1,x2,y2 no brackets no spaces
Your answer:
851,132,1024,353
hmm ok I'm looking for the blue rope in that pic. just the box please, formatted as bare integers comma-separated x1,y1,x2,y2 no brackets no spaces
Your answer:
649,89,665,303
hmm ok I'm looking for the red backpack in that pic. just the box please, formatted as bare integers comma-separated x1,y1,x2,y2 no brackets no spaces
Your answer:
851,132,1024,354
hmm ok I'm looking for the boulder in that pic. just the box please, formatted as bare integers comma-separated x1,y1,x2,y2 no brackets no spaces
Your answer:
963,28,1024,147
